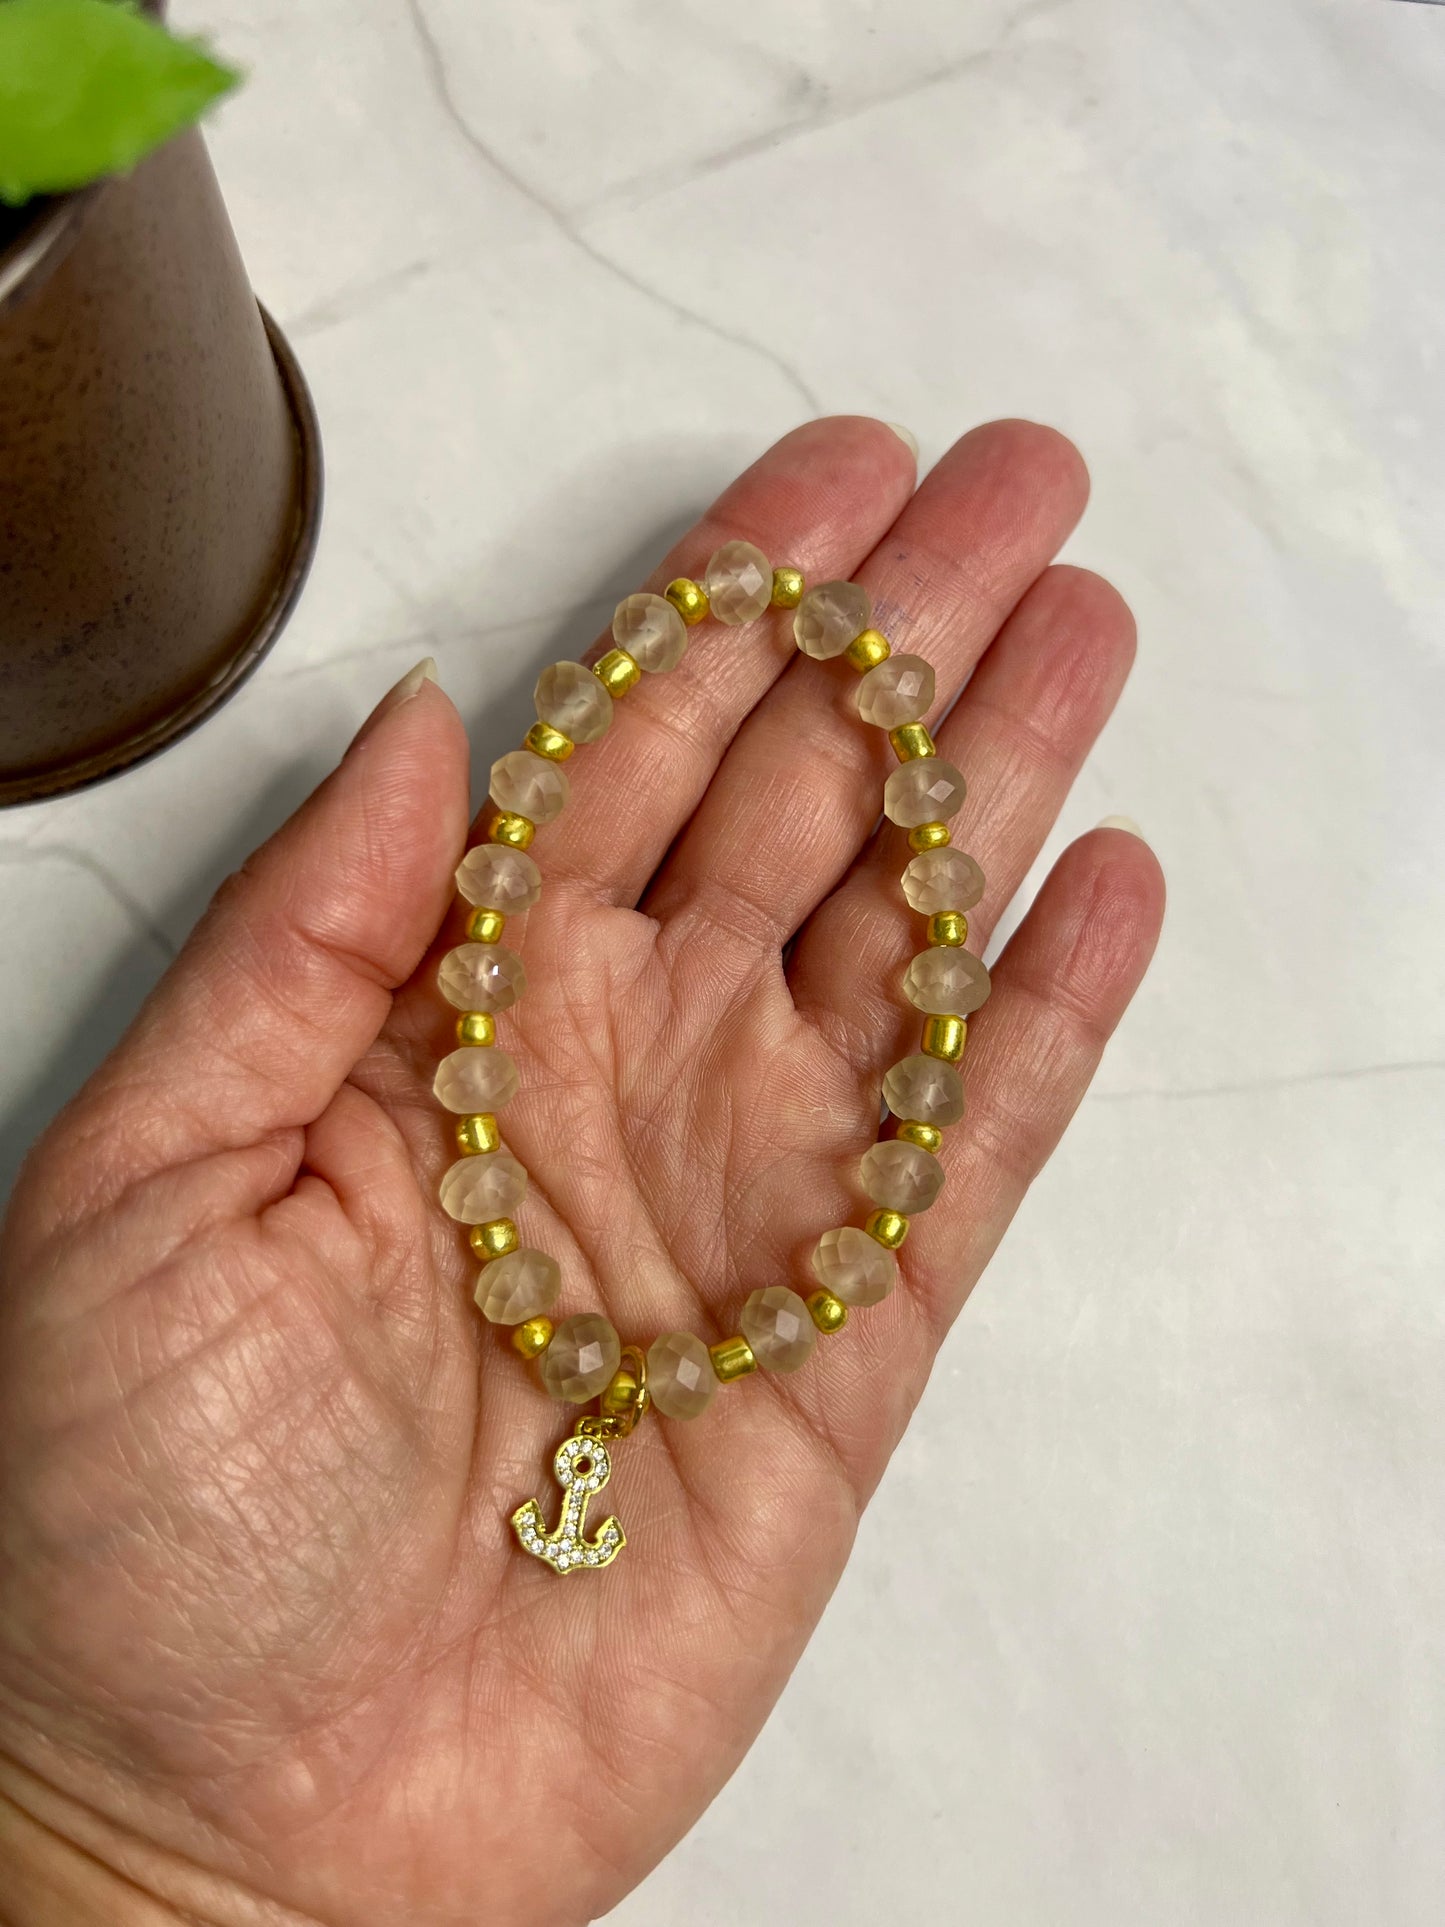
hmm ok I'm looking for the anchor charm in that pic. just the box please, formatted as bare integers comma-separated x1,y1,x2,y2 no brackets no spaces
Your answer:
511,1426,627,1574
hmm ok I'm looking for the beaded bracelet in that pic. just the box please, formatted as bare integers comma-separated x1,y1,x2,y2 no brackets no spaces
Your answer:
430,541,990,1574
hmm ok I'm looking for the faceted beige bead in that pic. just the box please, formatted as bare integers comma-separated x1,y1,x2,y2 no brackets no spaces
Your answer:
704,540,773,625
535,660,613,744
490,748,570,825
857,652,934,727
612,592,688,672
433,1046,519,1114
437,943,527,1012
475,1247,561,1325
793,579,871,659
740,1285,816,1374
903,946,992,1016
455,842,542,913
883,755,967,828
541,1312,621,1404
881,1052,965,1126
861,1140,944,1215
647,1330,719,1420
811,1225,898,1308
900,845,986,916
439,1149,528,1224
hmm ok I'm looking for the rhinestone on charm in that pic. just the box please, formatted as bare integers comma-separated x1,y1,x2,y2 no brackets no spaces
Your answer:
512,1430,626,1574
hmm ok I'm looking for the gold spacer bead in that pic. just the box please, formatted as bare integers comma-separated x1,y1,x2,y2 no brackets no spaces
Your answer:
897,1120,943,1154
466,907,506,944
927,911,968,947
512,1316,554,1360
845,627,892,671
600,1364,649,1424
908,821,952,853
455,1010,496,1047
709,1334,757,1382
889,722,937,762
921,1014,968,1062
865,1208,910,1249
470,1218,519,1260
524,720,574,762
455,1112,500,1155
770,566,805,609
665,577,710,625
594,647,641,696
487,810,535,850
807,1288,849,1334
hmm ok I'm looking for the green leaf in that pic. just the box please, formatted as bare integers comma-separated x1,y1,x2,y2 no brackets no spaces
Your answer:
0,0,240,206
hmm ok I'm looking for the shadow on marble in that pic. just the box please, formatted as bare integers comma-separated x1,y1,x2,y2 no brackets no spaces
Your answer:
0,511,698,1207
0,756,330,1202
456,511,701,806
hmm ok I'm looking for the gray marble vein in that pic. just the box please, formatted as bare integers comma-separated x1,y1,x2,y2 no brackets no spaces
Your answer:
400,0,823,414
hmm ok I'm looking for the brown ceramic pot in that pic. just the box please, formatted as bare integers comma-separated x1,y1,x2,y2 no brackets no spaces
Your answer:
0,117,322,805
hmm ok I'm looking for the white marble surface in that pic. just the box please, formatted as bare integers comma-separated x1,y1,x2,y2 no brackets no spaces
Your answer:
4,0,1444,1919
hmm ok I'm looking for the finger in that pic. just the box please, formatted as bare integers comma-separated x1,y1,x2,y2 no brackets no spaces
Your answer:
664,831,1164,1519
36,671,470,1223
900,827,1166,1336
788,564,1137,1054
519,417,917,908
642,421,1089,955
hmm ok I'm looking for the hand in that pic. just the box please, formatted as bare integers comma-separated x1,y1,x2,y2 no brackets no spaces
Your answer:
0,419,1163,1926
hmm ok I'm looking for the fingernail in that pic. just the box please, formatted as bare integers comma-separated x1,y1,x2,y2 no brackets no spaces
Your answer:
886,422,919,460
392,656,439,702
1095,814,1146,840
349,657,440,751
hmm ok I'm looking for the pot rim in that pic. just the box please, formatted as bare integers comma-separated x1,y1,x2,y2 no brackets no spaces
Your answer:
0,0,168,313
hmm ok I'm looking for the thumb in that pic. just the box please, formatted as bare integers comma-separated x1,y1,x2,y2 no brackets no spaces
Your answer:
50,661,469,1210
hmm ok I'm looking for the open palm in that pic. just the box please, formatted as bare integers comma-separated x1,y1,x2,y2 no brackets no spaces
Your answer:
0,419,1162,1926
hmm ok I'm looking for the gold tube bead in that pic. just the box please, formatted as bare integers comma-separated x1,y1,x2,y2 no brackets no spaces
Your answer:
866,1208,909,1249
709,1335,757,1382
897,1120,943,1154
807,1288,849,1334
470,1218,519,1260
922,1014,968,1063
512,1316,554,1360
908,821,951,853
466,907,506,944
487,809,535,849
889,722,937,762
455,1112,501,1155
927,911,968,947
665,577,710,625
455,1010,496,1047
770,566,805,609
524,720,574,762
845,627,891,671
594,647,641,696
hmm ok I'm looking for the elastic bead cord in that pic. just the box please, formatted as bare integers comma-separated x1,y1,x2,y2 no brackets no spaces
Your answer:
431,544,992,1426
